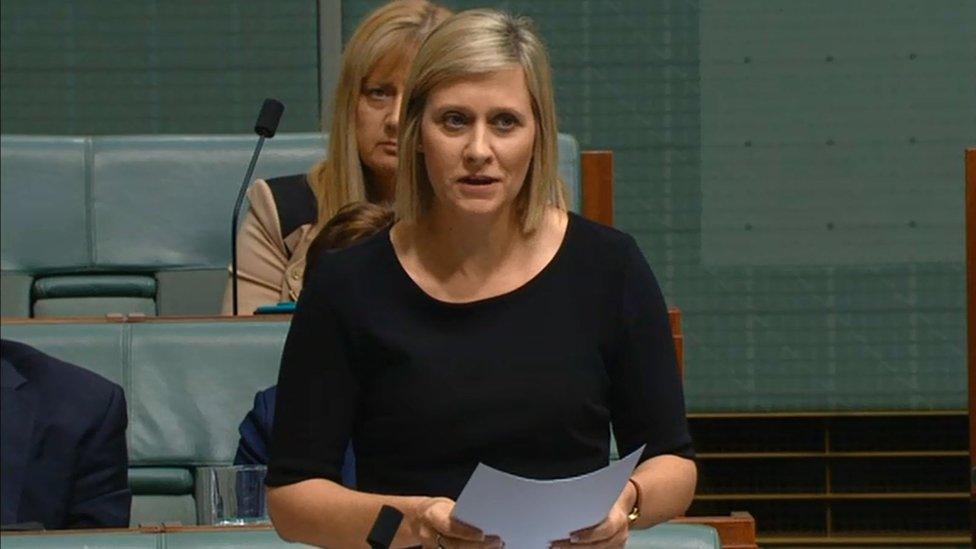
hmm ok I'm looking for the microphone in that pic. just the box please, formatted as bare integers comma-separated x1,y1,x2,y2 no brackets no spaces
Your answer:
366,505,404,549
231,99,285,315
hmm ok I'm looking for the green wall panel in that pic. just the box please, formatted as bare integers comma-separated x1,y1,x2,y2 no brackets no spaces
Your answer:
0,0,321,134
344,1,971,412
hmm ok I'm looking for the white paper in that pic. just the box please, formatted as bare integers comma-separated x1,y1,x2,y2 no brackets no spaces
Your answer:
451,445,645,548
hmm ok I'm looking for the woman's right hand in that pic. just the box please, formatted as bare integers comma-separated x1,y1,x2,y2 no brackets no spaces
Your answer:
412,497,503,548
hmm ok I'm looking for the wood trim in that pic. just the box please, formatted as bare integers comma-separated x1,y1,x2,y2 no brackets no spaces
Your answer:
580,150,614,226
673,511,757,549
967,148,976,501
669,308,684,379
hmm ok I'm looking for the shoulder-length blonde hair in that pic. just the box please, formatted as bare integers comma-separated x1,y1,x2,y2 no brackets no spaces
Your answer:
394,9,567,233
308,0,450,228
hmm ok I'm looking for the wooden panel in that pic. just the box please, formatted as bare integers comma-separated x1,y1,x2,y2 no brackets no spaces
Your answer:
967,148,975,505
580,150,614,227
673,511,757,549
669,308,684,379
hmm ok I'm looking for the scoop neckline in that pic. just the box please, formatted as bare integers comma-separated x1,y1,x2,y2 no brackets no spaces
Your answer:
386,212,575,308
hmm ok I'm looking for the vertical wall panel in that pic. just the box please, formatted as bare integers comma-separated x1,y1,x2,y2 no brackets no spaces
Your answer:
0,0,321,134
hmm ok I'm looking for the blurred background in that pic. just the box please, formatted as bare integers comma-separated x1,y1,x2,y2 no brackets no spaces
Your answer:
2,0,973,545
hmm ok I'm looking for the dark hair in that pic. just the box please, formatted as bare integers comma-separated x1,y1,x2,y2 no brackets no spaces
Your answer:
303,201,396,280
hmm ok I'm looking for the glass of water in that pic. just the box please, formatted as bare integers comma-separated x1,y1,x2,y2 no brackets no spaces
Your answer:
195,465,270,526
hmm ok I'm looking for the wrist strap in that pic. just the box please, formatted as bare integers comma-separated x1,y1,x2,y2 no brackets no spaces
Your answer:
627,478,642,526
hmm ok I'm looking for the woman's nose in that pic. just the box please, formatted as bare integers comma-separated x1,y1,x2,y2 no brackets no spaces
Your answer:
463,125,492,166
384,94,402,134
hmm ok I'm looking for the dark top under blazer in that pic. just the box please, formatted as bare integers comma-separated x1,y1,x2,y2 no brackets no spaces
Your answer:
266,174,317,246
234,385,357,487
0,340,131,529
267,213,693,498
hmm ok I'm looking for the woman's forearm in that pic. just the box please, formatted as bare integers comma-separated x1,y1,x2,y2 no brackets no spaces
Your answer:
626,454,697,529
267,479,428,548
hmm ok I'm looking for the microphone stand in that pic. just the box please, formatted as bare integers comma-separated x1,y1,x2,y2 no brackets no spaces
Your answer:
231,136,267,316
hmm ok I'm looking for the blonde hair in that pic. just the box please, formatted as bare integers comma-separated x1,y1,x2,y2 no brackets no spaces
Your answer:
394,9,567,233
307,0,451,229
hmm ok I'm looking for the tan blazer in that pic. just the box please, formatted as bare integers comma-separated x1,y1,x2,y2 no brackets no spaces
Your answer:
221,179,317,315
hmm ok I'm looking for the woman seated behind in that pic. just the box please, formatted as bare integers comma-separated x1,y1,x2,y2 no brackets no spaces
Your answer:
233,201,394,487
267,9,696,549
221,0,450,315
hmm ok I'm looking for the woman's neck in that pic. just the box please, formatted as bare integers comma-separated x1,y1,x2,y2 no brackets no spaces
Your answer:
413,206,525,278
364,170,395,204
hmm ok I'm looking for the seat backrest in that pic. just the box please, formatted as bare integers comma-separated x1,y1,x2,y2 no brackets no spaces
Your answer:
0,133,582,317
91,134,326,270
0,136,90,273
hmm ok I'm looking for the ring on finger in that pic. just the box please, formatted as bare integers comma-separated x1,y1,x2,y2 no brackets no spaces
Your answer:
436,533,447,549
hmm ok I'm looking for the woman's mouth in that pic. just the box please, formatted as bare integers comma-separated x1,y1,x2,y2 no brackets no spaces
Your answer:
458,175,499,186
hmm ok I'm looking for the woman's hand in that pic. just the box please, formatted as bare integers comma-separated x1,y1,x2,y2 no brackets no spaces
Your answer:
549,482,635,548
412,497,503,549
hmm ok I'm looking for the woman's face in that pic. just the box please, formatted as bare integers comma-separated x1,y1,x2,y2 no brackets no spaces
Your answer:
419,67,536,220
356,53,411,194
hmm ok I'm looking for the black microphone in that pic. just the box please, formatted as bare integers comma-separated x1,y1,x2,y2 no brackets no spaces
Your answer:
231,98,285,315
366,505,404,549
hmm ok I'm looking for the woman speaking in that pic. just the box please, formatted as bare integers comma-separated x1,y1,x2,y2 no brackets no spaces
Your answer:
266,9,696,548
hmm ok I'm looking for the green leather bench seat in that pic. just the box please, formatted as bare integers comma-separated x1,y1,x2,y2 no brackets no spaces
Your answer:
0,524,718,548
129,468,194,495
0,531,160,549
0,133,581,318
33,275,158,299
32,274,159,317
0,318,287,526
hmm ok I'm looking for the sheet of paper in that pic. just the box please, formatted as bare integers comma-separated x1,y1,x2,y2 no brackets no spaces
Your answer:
451,445,645,548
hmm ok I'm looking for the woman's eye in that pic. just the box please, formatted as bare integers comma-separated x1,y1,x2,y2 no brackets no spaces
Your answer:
366,87,388,99
443,112,466,129
494,114,519,131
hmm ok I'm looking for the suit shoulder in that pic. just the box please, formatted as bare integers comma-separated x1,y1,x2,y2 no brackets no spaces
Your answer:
2,340,121,399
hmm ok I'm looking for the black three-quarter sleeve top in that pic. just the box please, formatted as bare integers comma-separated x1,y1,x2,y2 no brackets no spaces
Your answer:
266,213,693,498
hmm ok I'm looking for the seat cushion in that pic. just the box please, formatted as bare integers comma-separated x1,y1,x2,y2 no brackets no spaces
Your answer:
33,275,157,299
557,133,580,212
129,467,194,495
628,523,721,548
32,296,156,317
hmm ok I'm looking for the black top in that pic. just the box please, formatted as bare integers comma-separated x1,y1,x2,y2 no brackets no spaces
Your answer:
267,213,693,498
266,174,317,241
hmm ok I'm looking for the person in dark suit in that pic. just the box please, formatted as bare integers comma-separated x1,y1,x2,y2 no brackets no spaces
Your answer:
1,339,131,529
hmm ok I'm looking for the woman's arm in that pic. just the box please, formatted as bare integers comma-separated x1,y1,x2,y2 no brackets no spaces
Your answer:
268,480,426,548
623,454,697,528
269,482,498,548
551,455,696,548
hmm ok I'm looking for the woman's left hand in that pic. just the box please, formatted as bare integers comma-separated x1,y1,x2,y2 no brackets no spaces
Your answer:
549,483,635,548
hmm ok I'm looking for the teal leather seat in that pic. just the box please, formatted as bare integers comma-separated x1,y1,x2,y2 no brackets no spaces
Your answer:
0,133,581,318
629,523,720,548
0,525,716,548
0,531,160,549
0,318,287,526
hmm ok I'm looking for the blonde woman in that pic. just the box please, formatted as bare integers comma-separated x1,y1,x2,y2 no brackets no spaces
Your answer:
222,0,450,315
267,9,696,549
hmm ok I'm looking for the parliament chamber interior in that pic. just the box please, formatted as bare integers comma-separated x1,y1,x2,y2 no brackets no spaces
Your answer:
0,1,972,548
